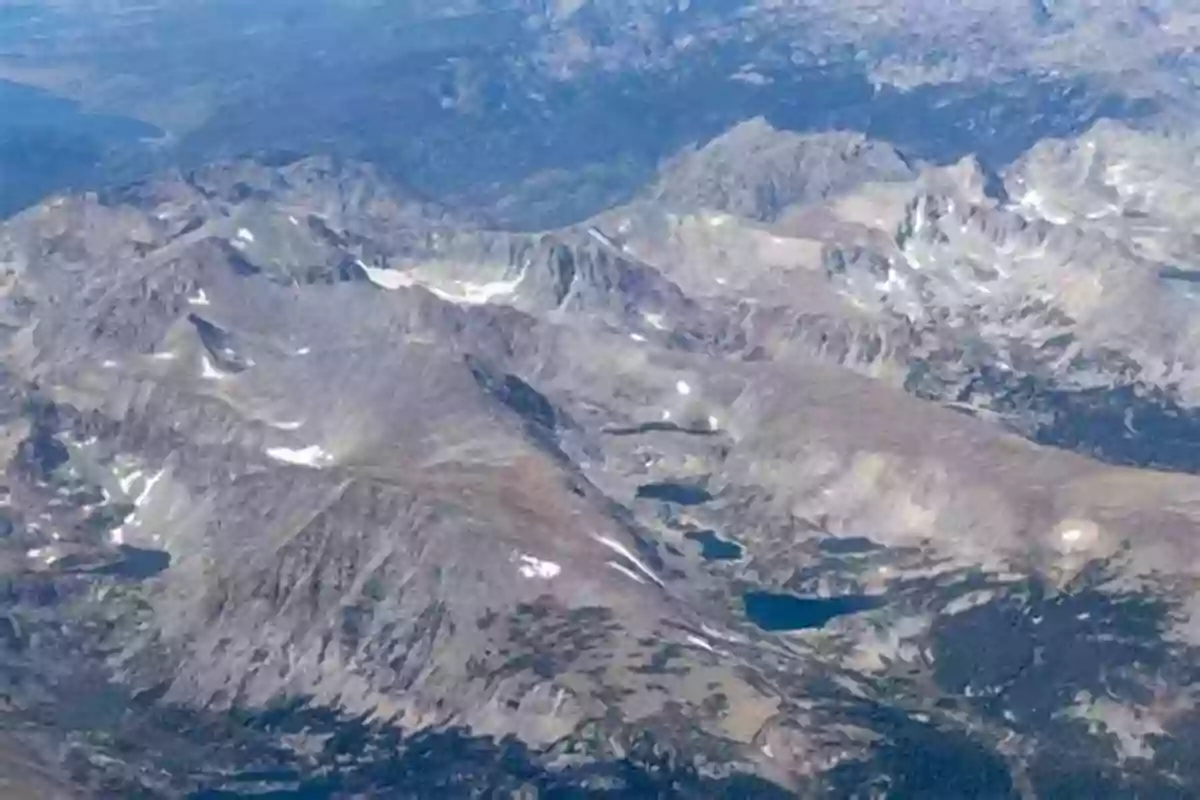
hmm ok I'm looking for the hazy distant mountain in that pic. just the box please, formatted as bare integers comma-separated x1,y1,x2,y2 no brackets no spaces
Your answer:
0,0,1165,225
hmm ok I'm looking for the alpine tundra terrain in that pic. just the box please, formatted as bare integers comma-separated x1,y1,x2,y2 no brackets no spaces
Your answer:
2,1,1200,798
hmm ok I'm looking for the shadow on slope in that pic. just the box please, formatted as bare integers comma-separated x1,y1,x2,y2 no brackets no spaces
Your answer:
185,703,792,798
0,80,161,218
916,364,1200,474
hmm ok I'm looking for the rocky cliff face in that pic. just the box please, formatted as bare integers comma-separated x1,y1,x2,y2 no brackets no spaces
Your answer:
0,117,1197,796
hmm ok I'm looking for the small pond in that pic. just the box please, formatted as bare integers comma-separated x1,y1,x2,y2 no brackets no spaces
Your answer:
685,530,743,561
96,545,171,579
635,481,713,505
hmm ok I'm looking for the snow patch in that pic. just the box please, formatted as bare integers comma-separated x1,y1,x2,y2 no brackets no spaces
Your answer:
134,468,165,507
707,415,720,430
607,561,646,584
700,623,746,644
362,264,529,305
267,419,305,431
361,263,416,291
1085,205,1120,220
188,288,210,306
675,379,692,396
593,534,663,587
26,547,54,563
118,470,143,495
587,227,617,248
875,270,908,294
294,347,311,356
430,269,526,305
517,554,561,579
629,333,647,343
911,198,927,235
643,312,667,330
1054,519,1100,553
200,356,227,380
265,445,335,468
685,634,716,653
1018,190,1071,225
236,228,256,243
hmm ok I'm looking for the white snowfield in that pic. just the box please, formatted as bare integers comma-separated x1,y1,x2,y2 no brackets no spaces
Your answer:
360,261,526,305
265,445,335,468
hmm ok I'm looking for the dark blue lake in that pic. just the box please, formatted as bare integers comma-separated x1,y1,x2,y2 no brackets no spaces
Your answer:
685,529,743,561
635,481,713,505
743,590,883,631
102,545,171,579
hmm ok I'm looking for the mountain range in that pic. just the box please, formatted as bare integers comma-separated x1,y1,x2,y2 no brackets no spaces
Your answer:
2,1,1200,797
0,113,1193,795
